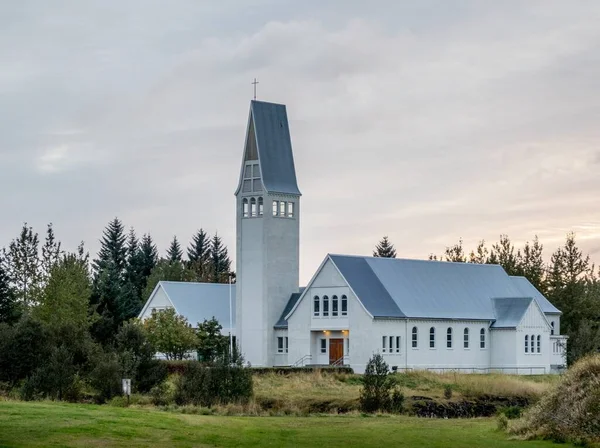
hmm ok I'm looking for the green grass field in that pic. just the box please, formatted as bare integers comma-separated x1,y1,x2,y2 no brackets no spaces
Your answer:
0,400,572,448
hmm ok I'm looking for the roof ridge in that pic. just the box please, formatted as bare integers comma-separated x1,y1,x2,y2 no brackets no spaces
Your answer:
160,280,234,287
329,253,503,268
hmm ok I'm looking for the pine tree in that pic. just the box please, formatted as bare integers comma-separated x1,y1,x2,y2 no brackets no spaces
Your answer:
91,218,128,343
0,263,19,324
167,236,183,263
520,236,545,293
139,234,158,280
41,223,62,284
187,229,211,281
120,228,146,321
373,236,397,258
5,223,41,307
488,235,522,276
209,233,232,283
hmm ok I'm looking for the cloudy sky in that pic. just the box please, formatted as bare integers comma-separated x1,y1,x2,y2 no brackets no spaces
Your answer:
1,1,600,283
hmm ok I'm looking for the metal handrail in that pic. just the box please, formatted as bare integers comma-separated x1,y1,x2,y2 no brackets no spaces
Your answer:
293,354,312,367
331,356,345,367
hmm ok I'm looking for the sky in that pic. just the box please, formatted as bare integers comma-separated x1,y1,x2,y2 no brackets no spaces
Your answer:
1,0,600,284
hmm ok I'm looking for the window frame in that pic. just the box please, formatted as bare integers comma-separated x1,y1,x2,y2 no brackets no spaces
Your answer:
429,327,436,349
313,296,320,317
320,338,327,354
395,336,401,353
412,327,418,348
258,197,264,216
242,198,249,217
287,202,294,218
480,328,486,349
525,335,529,353
382,336,387,353
272,200,278,216
341,295,348,316
250,197,257,217
322,295,329,317
447,327,453,349
277,337,284,353
332,295,338,317
536,335,541,353
464,328,469,349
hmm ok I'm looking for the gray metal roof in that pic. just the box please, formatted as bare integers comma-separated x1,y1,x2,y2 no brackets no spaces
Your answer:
491,297,533,328
160,281,236,330
275,291,304,329
327,255,560,321
509,276,560,314
248,100,301,196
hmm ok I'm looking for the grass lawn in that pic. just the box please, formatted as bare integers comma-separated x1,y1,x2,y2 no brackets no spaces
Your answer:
0,400,571,448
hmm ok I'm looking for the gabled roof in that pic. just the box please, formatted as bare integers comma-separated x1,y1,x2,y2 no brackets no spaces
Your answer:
155,281,236,330
235,100,301,196
509,276,561,314
491,297,533,328
291,254,561,322
274,289,305,329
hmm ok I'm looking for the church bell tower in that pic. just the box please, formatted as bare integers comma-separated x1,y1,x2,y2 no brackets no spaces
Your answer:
235,100,301,367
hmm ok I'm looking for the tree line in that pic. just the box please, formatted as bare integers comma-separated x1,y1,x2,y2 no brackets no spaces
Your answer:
0,218,232,345
373,233,600,364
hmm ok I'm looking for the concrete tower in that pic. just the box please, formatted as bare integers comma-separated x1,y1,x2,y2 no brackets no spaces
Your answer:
235,100,301,367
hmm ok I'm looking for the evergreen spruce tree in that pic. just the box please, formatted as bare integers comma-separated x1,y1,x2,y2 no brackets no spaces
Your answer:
373,236,397,258
91,218,128,343
5,223,41,307
0,263,19,324
167,236,183,263
520,236,546,294
119,228,146,321
41,223,62,284
187,229,211,281
142,259,195,300
139,234,158,280
488,235,522,276
209,233,232,283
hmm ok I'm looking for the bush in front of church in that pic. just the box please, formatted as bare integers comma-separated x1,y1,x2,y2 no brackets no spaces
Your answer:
360,353,403,413
174,359,253,407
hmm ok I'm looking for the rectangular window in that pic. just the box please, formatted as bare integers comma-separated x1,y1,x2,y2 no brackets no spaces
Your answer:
396,336,401,353
243,201,249,218
480,330,486,349
320,338,326,354
412,330,417,348
279,201,286,216
332,296,338,317
464,331,469,349
277,337,284,353
389,335,394,353
447,330,452,348
341,296,348,316
430,330,435,348
382,336,387,353
323,297,329,317
287,202,294,218
537,336,540,353
250,201,257,217
313,296,320,316
272,200,278,216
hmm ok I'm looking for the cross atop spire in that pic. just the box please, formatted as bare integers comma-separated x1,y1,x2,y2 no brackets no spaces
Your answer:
252,78,259,100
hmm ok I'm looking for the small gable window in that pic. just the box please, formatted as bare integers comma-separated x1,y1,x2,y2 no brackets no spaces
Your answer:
341,295,348,316
464,328,469,349
412,327,418,348
332,295,338,317
323,296,329,317
313,296,320,317
480,328,486,349
429,327,435,348
447,327,453,348
525,335,529,353
537,335,541,353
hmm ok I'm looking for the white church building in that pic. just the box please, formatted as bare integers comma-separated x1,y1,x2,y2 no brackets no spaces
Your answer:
139,100,567,374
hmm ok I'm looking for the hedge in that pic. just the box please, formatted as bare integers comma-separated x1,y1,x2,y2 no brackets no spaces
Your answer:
160,361,353,376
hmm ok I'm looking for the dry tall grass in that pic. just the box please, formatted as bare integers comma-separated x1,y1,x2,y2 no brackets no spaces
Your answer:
509,354,600,444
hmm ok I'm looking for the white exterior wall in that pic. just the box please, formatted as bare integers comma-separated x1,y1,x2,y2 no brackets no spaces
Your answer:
546,314,561,335
139,286,172,320
490,329,517,368
273,328,289,366
514,301,551,374
236,191,300,367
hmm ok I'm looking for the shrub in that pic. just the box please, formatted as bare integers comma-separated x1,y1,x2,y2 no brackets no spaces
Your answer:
150,381,174,406
444,384,453,399
89,354,122,403
390,388,404,414
500,405,522,419
360,354,393,413
497,414,509,431
174,361,253,407
510,354,600,444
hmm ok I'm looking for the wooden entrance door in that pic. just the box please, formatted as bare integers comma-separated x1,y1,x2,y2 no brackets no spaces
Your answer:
329,338,344,365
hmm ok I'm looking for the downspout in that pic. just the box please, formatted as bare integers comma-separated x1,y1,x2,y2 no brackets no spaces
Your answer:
405,318,409,371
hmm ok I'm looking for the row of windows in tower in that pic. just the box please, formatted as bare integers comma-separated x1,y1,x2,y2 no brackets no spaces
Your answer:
313,295,348,317
241,197,295,218
412,327,487,349
524,335,542,354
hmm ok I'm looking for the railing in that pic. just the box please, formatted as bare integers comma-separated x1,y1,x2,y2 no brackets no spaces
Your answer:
293,354,312,367
331,356,345,367
423,367,548,375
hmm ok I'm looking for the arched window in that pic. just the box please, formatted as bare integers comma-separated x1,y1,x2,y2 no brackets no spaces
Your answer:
272,200,278,216
429,327,435,348
332,295,339,317
412,327,418,348
242,198,249,217
250,197,257,217
525,335,529,353
463,328,469,349
530,334,535,353
550,321,555,335
480,328,486,349
258,197,264,216
313,296,320,317
341,295,348,316
323,295,329,317
537,335,541,353
446,327,453,348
